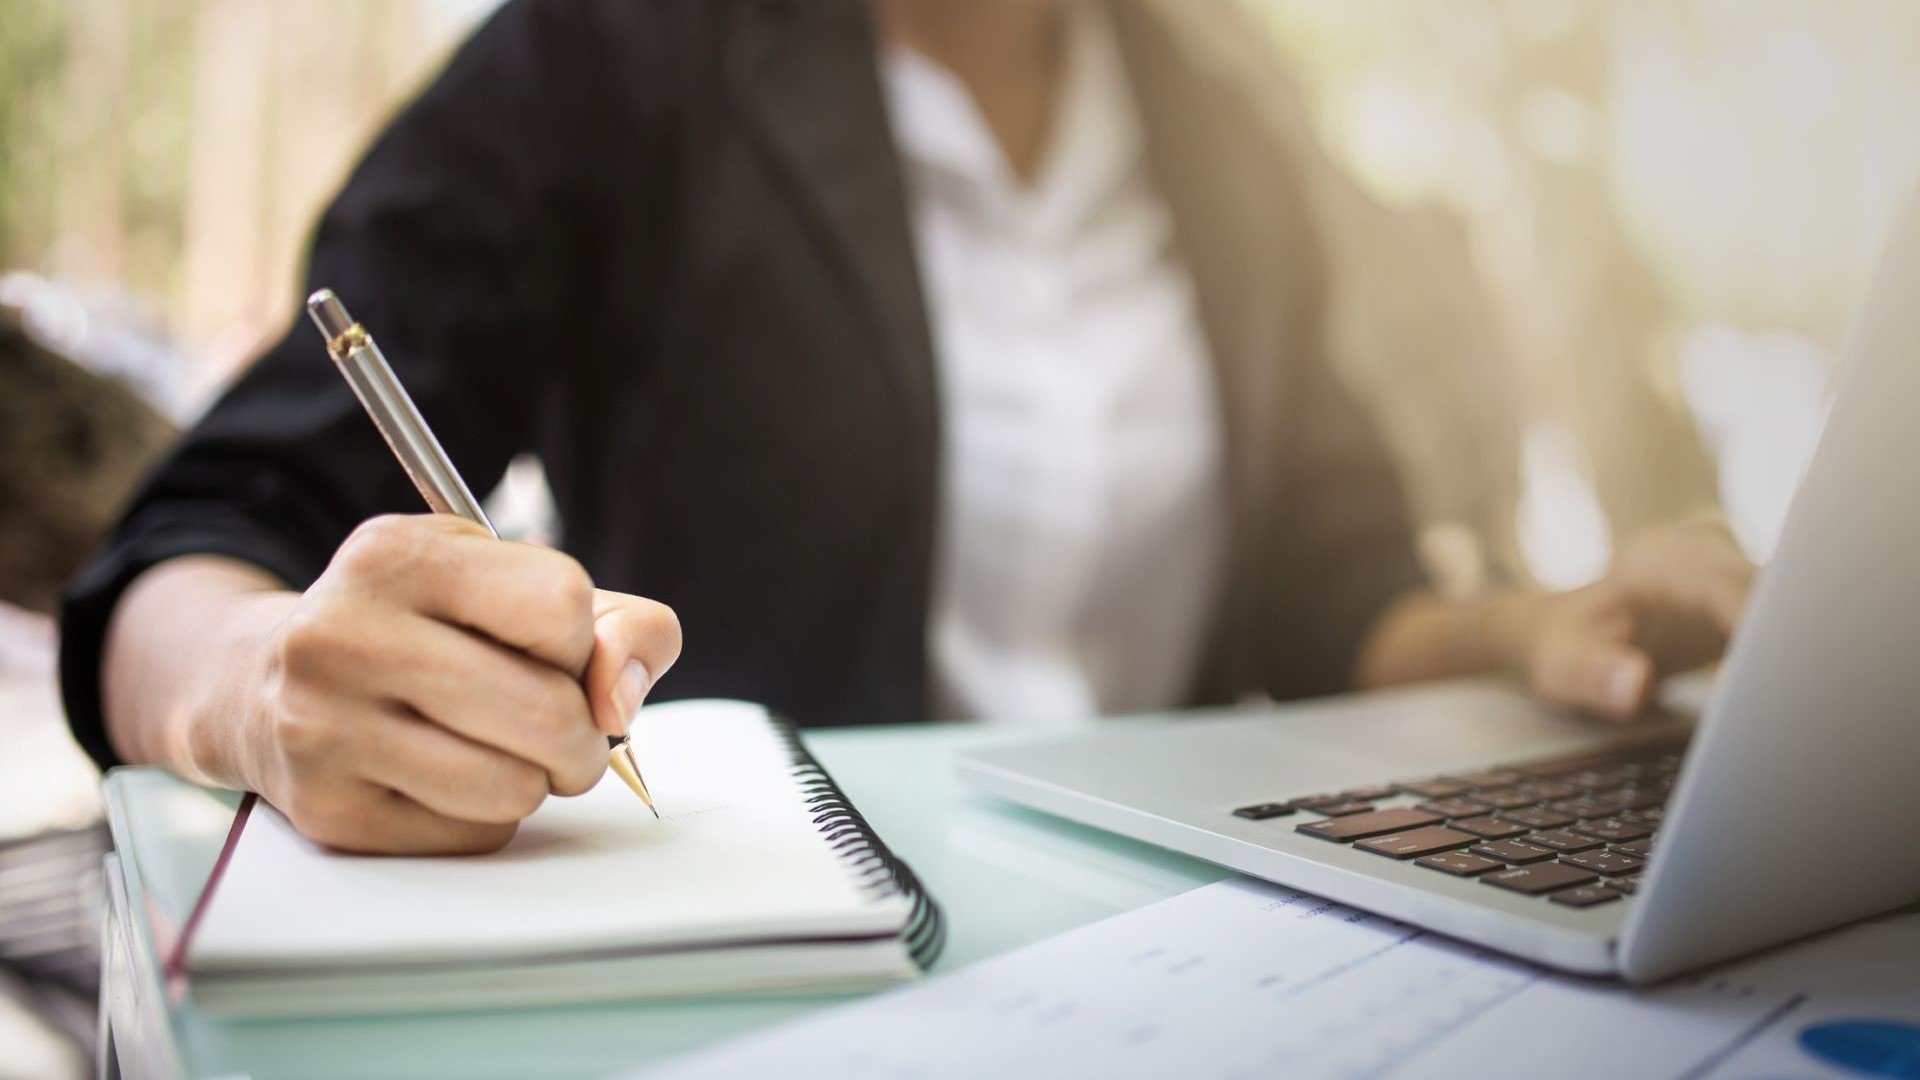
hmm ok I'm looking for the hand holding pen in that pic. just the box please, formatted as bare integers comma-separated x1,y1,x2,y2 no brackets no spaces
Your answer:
167,289,683,855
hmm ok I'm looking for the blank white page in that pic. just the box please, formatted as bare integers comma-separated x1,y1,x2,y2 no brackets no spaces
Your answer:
190,700,908,972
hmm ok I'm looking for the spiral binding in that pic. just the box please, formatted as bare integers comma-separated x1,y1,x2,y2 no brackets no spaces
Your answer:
769,718,947,970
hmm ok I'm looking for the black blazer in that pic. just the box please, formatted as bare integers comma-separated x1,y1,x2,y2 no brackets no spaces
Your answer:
60,0,1425,768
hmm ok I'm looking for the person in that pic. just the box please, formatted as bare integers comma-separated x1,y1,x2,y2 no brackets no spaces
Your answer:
60,0,1755,855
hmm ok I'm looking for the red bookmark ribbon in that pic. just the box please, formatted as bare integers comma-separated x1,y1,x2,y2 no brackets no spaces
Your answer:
162,791,258,982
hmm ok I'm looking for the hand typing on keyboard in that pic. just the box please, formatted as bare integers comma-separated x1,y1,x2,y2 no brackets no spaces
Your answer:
1519,519,1754,719
1354,518,1755,721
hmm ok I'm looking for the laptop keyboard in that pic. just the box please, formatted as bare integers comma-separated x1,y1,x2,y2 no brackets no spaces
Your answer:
1231,741,1685,909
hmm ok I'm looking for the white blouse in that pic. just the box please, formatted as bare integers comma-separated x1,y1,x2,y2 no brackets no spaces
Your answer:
882,2,1227,725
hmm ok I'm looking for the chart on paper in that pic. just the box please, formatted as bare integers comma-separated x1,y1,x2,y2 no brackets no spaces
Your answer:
639,878,1818,1080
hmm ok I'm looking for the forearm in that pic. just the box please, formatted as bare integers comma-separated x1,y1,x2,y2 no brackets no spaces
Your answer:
1352,588,1550,690
100,556,298,789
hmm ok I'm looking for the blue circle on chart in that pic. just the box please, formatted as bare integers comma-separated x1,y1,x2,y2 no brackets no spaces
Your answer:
1798,1020,1920,1078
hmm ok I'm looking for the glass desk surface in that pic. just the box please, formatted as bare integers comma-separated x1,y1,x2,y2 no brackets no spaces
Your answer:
103,718,1229,1079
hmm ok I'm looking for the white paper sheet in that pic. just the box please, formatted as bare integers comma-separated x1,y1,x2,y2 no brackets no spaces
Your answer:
638,877,1920,1080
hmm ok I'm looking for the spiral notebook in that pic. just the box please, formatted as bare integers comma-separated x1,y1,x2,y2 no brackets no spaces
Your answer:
181,700,943,1016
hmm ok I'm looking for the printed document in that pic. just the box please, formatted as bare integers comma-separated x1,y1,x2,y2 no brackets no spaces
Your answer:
639,877,1920,1079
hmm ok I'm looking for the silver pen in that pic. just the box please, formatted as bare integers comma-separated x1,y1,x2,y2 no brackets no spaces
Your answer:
305,288,659,818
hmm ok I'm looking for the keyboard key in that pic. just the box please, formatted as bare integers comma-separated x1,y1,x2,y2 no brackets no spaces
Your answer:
1395,778,1475,799
1286,794,1347,810
1341,784,1399,802
1482,863,1599,895
1513,780,1581,802
1549,885,1623,908
1512,739,1687,779
1512,750,1624,778
1612,838,1655,858
1564,767,1632,790
1612,875,1642,895
1571,817,1651,843
1451,815,1529,840
1307,800,1377,817
1522,830,1603,854
1415,796,1492,818
1297,807,1445,843
1621,807,1665,827
1356,826,1479,860
1593,788,1664,812
1559,849,1645,876
1438,770,1527,790
1469,839,1558,865
1469,787,1539,810
1545,797,1617,820
1232,803,1294,821
1417,851,1505,877
1496,806,1575,830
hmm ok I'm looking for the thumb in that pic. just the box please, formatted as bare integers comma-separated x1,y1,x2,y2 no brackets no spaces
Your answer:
1533,603,1656,721
582,589,683,738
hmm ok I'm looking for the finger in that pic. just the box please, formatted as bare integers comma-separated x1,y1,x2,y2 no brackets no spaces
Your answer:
294,780,521,856
372,613,607,796
1531,602,1656,721
352,708,561,824
583,590,683,738
1694,562,1753,634
1542,641,1654,721
1616,528,1756,634
333,515,597,675
1627,560,1751,635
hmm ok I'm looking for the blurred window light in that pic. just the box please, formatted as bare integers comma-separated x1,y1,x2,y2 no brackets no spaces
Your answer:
0,1003,84,1080
1331,73,1458,205
485,453,559,547
0,613,101,839
1516,425,1612,590
1680,325,1832,561
1508,0,1579,45
423,0,507,27
0,271,187,419
1518,86,1594,165
1607,3,1920,338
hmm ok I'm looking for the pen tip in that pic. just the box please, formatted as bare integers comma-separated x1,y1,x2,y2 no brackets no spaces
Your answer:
651,804,661,820
607,740,658,816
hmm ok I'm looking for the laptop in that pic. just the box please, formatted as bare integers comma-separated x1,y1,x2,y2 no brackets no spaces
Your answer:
955,196,1920,984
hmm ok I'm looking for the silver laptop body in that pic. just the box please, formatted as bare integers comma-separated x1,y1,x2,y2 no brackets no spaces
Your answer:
956,197,1920,982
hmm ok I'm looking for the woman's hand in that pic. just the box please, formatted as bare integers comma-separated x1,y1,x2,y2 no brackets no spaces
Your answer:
103,514,681,855
1510,519,1755,719
1355,518,1756,719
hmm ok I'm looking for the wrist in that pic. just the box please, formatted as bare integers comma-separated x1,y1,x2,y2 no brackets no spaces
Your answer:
179,589,301,792
1473,590,1554,675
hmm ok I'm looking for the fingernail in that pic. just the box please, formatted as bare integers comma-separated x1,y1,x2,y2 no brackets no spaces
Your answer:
1608,658,1645,714
613,659,651,732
